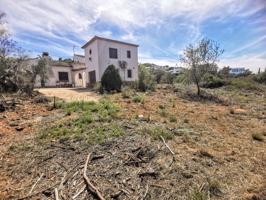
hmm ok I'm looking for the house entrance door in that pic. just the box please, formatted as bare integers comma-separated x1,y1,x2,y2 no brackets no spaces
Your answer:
89,70,96,84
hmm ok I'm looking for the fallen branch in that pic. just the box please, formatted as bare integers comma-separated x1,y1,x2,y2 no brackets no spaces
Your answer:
28,173,44,195
160,136,175,156
83,153,105,200
72,185,86,199
54,188,59,200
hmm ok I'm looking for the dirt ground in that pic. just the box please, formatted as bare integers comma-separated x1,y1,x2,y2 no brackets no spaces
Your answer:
36,88,100,102
0,85,265,200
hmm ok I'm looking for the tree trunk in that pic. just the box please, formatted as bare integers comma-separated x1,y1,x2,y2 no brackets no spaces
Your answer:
196,82,200,96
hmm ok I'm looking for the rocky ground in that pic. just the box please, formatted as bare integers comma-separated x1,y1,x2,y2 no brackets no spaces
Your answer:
0,85,265,200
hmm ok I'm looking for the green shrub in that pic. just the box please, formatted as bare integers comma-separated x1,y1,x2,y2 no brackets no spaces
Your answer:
161,72,175,84
159,108,168,117
132,94,145,104
138,65,156,92
101,65,122,92
201,73,225,88
143,126,173,140
169,115,177,123
227,78,261,91
121,87,133,99
253,70,266,84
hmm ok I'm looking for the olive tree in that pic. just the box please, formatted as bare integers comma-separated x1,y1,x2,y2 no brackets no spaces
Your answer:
181,38,224,95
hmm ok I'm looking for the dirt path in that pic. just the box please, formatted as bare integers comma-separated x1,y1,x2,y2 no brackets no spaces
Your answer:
36,88,101,102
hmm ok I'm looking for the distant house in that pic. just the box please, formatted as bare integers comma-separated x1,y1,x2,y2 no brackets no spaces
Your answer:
34,36,139,87
229,67,246,76
82,36,139,84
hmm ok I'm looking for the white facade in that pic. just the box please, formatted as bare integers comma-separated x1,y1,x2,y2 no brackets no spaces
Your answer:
82,36,139,84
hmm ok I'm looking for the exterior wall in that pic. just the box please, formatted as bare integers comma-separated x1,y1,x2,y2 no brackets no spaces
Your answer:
97,40,138,82
84,40,99,83
72,69,87,88
73,55,85,63
35,66,73,87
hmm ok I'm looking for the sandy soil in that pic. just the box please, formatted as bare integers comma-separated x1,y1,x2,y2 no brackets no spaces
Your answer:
36,88,101,102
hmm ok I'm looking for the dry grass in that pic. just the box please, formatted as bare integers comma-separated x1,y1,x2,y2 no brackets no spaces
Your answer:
1,85,265,199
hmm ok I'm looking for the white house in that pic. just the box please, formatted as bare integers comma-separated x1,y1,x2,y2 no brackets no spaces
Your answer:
81,36,139,84
33,36,139,88
229,67,246,76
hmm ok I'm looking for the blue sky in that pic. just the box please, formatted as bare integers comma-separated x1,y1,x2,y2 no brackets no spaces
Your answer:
0,0,265,72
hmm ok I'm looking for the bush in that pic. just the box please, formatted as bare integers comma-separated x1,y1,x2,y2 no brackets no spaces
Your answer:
201,73,225,88
253,70,266,84
101,65,122,92
227,78,261,91
138,65,156,92
169,115,177,123
132,94,145,104
121,87,133,99
160,72,175,84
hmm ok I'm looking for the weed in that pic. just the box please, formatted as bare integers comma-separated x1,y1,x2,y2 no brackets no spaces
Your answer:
121,87,133,99
9,142,33,152
159,108,168,117
227,78,262,91
132,94,145,104
189,188,208,200
169,115,177,123
143,126,173,140
252,133,264,141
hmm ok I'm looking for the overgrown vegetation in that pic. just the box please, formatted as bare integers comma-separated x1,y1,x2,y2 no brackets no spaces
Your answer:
138,64,156,92
39,100,122,144
0,12,49,95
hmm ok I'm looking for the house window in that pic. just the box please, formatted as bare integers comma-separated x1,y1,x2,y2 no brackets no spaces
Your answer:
78,73,82,79
127,69,132,78
58,72,69,82
89,57,92,61
127,50,131,58
109,48,118,59
89,49,92,54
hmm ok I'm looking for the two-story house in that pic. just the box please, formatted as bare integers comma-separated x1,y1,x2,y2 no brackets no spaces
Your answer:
81,36,139,84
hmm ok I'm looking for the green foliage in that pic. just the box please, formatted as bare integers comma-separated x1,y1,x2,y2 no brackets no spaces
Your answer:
159,108,168,117
121,87,134,99
142,126,173,140
180,38,223,95
201,73,225,88
253,69,266,84
160,72,175,84
227,78,261,91
169,115,177,123
38,100,122,144
132,94,145,104
138,64,156,92
101,65,122,92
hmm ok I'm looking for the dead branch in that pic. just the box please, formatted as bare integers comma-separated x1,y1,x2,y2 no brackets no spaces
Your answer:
83,153,105,200
54,188,59,200
28,173,44,195
72,185,86,199
17,182,58,200
160,136,175,155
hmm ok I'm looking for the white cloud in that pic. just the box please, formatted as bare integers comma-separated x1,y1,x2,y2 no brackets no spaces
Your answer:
1,0,265,70
219,53,266,72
